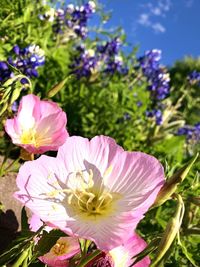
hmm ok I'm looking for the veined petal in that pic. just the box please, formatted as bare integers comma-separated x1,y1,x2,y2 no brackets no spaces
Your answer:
5,117,21,144
103,150,164,214
86,233,150,267
17,94,39,130
57,136,123,186
66,213,143,251
109,233,150,267
39,99,64,118
15,155,72,230
36,112,67,138
57,136,90,175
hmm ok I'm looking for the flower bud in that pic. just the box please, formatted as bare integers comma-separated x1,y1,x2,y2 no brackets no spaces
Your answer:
47,76,74,98
152,153,199,208
151,194,184,266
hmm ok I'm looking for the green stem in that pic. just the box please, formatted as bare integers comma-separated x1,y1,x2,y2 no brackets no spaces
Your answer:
3,157,19,172
150,194,185,267
83,240,92,256
12,249,29,267
0,143,13,176
78,250,101,267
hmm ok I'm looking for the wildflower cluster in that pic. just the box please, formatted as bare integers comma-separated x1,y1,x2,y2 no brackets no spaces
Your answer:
139,49,170,100
70,38,127,78
70,45,98,77
8,44,45,78
53,1,96,39
138,49,170,125
0,61,12,84
39,7,55,22
177,122,200,144
146,108,163,126
0,44,45,85
97,37,127,74
187,70,200,86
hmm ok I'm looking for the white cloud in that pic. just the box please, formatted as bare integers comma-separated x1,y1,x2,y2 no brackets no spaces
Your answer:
151,7,162,16
137,0,172,34
138,15,166,34
158,0,171,12
138,13,151,26
152,23,166,33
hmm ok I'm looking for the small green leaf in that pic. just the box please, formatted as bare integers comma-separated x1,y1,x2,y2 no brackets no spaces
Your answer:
21,207,29,231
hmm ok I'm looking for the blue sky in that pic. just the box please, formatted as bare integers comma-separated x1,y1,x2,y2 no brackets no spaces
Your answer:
90,0,200,66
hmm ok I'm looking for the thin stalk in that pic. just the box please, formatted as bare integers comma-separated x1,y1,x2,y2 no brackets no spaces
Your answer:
78,250,101,267
3,157,19,173
0,143,13,176
12,249,29,267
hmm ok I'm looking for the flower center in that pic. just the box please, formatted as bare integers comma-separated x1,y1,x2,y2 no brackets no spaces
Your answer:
20,128,52,147
66,169,121,221
71,189,113,216
51,242,67,256
20,129,37,146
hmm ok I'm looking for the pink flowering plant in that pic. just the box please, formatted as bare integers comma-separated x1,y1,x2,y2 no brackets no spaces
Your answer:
0,0,199,266
5,94,68,154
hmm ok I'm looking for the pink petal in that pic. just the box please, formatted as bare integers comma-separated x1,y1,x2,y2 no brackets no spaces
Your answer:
17,94,39,130
14,155,71,230
28,214,43,232
110,232,150,267
5,117,21,143
57,136,90,175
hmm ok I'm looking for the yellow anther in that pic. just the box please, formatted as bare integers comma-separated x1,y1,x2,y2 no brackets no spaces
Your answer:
51,242,67,256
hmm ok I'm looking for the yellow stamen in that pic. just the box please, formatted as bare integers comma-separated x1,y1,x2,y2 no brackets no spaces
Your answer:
44,167,122,221
51,242,67,256
20,129,37,146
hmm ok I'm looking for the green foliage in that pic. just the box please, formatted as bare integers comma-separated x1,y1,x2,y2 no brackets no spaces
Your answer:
170,57,200,125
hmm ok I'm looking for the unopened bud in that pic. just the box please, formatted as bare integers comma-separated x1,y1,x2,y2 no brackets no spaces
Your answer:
151,194,184,267
152,153,199,208
47,76,74,98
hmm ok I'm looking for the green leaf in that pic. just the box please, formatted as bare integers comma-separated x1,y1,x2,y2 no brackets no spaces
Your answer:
21,207,29,231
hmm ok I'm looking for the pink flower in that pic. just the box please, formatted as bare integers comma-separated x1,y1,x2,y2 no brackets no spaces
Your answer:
15,136,164,250
39,236,80,267
5,94,68,154
86,233,150,267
